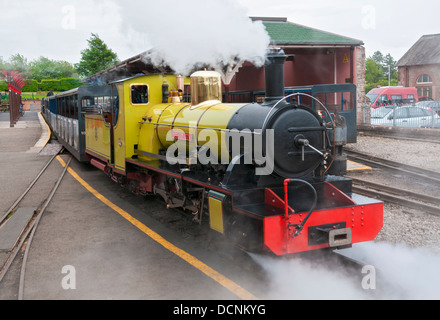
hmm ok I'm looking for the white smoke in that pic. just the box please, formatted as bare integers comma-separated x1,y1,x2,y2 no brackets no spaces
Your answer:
111,0,271,75
343,242,440,299
251,242,440,300
251,253,370,300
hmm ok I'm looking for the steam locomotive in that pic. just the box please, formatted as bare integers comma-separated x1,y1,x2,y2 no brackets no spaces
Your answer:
42,49,383,256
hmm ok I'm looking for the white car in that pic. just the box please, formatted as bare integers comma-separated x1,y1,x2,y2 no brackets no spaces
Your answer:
371,105,440,128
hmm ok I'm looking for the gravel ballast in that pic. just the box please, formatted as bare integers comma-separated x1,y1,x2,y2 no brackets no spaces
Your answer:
345,134,440,253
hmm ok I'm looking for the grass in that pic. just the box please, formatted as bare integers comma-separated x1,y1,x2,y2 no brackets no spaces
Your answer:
1,92,54,101
22,93,51,100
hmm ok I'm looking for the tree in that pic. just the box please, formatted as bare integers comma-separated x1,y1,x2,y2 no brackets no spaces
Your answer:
365,58,382,85
29,57,77,81
371,51,384,70
8,53,28,72
383,53,397,80
0,56,6,69
365,50,398,93
0,54,29,72
75,33,119,78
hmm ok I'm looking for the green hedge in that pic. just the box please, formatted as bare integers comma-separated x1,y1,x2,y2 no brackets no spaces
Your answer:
22,79,39,92
60,78,82,90
38,79,61,91
21,78,82,93
1,78,82,93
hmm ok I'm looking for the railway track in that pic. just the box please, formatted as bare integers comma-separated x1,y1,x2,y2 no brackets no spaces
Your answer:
346,149,440,216
346,149,440,186
0,148,72,299
351,178,440,216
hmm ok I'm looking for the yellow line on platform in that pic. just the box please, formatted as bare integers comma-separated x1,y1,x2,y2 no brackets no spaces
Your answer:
56,156,258,300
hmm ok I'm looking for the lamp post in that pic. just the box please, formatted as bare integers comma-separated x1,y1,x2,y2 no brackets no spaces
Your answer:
388,65,391,87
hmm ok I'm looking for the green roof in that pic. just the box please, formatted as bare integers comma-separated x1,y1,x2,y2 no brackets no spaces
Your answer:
262,21,363,46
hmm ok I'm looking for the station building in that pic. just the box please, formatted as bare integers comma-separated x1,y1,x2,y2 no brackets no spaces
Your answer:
397,34,440,101
228,17,366,106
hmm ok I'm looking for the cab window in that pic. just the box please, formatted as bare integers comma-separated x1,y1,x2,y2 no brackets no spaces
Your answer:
131,85,149,105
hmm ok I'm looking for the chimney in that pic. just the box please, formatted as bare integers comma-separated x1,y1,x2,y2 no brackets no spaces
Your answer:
264,48,287,104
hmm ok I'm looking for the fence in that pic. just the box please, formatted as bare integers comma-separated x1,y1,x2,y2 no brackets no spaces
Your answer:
360,102,440,129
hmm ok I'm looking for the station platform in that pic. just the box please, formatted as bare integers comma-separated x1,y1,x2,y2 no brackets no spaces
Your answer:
347,160,372,173
0,112,53,213
0,111,50,149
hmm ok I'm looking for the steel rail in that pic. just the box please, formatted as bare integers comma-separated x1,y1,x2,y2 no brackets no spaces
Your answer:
0,148,64,226
346,149,440,215
18,156,73,300
351,177,440,207
346,149,440,185
352,181,440,217
0,155,72,292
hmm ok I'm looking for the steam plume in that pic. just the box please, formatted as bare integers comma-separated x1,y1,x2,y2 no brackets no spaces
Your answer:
251,242,440,300
112,0,271,76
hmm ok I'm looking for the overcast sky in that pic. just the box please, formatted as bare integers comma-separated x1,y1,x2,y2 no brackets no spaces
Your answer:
1,0,438,65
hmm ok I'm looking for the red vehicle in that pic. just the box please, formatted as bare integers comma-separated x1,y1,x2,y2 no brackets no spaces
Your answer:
367,87,418,108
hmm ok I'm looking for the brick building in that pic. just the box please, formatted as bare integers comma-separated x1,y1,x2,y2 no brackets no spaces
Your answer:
397,34,440,100
222,17,367,126
228,18,366,105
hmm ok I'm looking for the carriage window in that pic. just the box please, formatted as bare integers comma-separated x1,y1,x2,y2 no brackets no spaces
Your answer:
62,97,66,116
74,94,78,118
65,97,69,117
82,97,99,114
131,85,149,105
103,96,111,110
68,96,73,118
93,96,114,112
96,96,104,106
82,97,93,107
